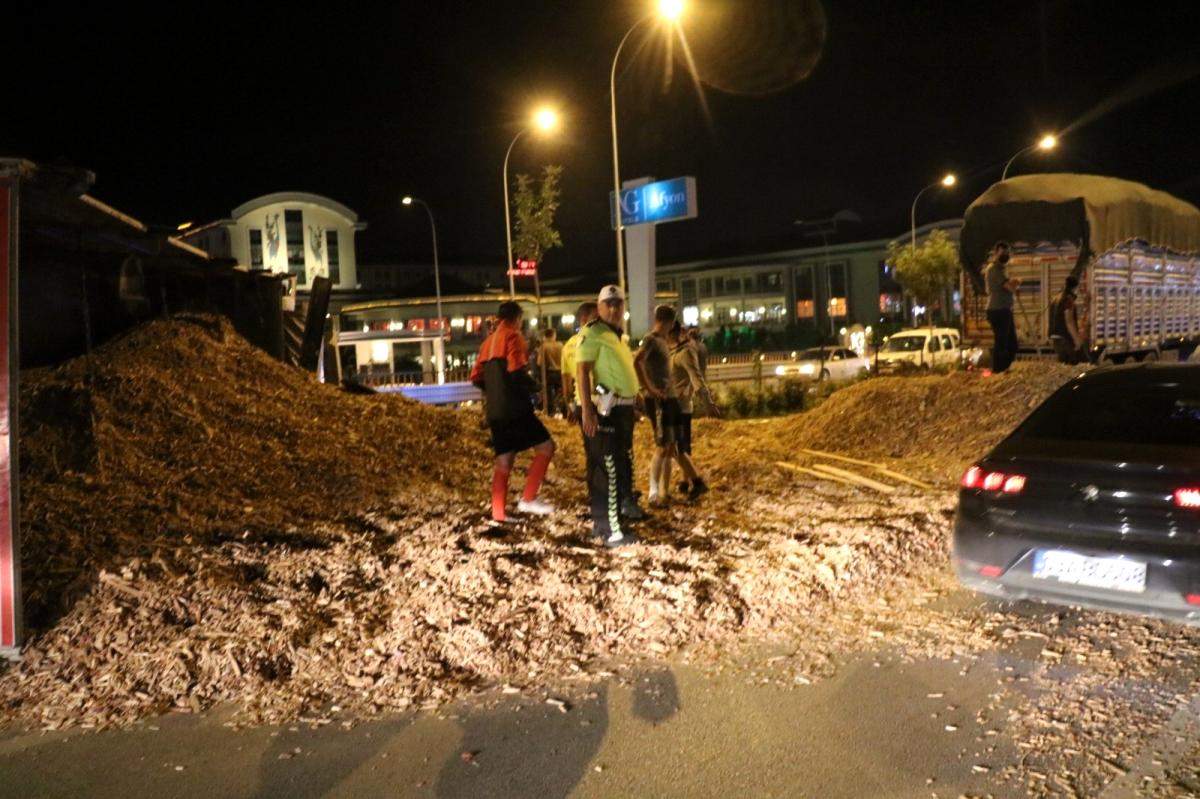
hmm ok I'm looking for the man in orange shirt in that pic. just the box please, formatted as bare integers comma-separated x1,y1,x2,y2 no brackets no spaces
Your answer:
469,301,556,522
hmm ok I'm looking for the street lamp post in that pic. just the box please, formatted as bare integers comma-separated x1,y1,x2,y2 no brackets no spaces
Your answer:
911,173,957,253
610,0,686,295
502,107,560,297
402,195,445,384
401,196,441,327
1001,134,1058,181
909,173,957,336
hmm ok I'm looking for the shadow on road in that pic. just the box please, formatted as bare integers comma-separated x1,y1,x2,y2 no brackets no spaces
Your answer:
433,665,680,799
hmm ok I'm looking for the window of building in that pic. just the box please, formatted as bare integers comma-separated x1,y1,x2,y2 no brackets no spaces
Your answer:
743,276,755,294
285,210,306,284
249,229,263,269
756,271,781,293
795,267,815,319
699,278,713,298
656,278,673,293
828,262,848,319
326,230,340,284
680,278,697,304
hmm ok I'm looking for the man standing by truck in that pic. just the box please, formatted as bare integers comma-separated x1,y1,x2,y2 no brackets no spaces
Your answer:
1050,275,1085,364
984,242,1021,372
578,286,642,546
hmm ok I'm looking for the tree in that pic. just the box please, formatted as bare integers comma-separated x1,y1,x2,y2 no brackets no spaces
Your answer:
512,165,564,414
886,228,961,326
512,164,564,266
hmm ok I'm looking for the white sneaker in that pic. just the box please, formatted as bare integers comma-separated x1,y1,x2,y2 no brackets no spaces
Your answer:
517,498,555,516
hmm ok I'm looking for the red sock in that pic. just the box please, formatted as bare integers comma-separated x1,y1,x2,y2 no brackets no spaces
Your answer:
491,466,511,521
523,451,552,502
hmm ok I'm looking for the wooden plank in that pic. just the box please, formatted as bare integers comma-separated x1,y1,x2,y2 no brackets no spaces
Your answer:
868,467,936,491
774,461,859,487
798,447,936,490
797,447,876,468
808,463,897,494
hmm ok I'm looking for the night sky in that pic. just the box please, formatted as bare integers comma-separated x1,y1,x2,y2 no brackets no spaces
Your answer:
6,1,1200,278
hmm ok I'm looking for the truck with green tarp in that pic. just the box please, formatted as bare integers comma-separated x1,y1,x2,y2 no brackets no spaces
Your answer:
959,173,1200,363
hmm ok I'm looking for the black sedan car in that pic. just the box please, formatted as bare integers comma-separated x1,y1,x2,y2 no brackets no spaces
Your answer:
953,363,1200,622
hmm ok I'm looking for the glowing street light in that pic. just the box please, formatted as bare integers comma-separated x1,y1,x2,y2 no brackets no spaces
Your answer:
911,173,958,252
503,105,561,296
400,195,443,353
533,106,560,133
658,0,686,22
1002,133,1059,180
610,0,688,295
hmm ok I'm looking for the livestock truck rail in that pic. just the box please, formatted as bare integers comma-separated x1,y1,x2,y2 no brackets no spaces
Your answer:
959,173,1200,363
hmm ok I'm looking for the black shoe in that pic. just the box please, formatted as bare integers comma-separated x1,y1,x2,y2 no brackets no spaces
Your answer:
620,499,647,521
688,479,709,500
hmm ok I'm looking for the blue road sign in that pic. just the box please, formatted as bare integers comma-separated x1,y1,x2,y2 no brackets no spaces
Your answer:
610,177,698,229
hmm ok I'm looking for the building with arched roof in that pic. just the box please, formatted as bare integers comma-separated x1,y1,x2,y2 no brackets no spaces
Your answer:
180,192,366,292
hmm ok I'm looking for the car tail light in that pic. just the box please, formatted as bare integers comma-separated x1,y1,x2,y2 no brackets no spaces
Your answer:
978,565,1003,578
982,471,1006,491
1175,488,1200,509
961,466,984,489
961,465,1026,494
1002,475,1027,494
1186,594,1200,606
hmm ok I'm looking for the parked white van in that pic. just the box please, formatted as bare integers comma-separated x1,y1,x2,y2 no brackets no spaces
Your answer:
876,327,962,371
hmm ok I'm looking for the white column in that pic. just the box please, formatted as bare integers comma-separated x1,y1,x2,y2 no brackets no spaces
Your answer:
624,177,656,341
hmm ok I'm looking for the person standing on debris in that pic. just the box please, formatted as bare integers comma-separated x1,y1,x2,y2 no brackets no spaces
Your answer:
1049,275,1085,364
469,301,556,523
670,321,715,499
578,285,643,546
541,327,564,417
688,326,709,379
635,304,683,506
984,241,1021,373
561,302,598,421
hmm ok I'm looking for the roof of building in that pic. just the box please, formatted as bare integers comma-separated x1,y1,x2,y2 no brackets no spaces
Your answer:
231,192,366,228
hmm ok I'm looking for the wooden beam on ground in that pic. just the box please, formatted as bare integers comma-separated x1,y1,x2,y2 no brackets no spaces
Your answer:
808,463,897,494
775,461,859,488
798,447,936,491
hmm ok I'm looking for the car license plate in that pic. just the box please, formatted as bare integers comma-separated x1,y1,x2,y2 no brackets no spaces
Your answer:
1032,550,1146,593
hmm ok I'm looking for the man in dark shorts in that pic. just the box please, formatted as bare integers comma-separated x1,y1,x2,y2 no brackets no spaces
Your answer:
469,301,556,523
635,304,685,506
669,321,714,498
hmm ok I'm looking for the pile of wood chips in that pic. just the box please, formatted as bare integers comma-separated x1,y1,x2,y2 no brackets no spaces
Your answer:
0,317,1075,731
778,362,1085,480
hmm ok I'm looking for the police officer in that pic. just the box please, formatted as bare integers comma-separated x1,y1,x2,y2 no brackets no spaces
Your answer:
577,285,642,546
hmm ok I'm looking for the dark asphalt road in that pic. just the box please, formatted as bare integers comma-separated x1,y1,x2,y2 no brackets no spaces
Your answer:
0,590,1194,798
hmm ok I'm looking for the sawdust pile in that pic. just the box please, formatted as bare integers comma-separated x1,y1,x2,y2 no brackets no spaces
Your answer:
17,314,484,629
1,315,954,730
775,362,1083,479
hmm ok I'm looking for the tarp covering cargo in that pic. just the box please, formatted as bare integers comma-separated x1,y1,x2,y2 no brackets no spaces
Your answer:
960,173,1200,290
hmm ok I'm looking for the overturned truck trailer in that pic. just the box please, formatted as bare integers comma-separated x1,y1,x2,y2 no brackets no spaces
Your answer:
960,174,1200,362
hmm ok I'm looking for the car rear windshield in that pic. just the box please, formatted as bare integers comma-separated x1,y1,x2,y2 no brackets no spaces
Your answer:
1018,379,1200,448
